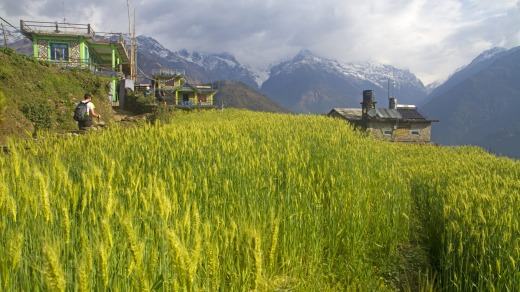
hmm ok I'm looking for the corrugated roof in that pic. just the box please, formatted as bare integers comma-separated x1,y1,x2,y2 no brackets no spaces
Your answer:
397,108,428,120
328,107,437,122
370,108,402,119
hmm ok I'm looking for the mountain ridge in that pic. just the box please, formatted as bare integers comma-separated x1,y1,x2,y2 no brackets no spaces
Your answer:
423,45,520,159
262,49,428,113
136,35,260,89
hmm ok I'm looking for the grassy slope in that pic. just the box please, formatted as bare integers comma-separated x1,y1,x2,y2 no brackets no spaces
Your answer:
0,48,115,144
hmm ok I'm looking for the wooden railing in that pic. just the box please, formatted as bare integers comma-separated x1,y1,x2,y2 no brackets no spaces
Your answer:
152,68,186,76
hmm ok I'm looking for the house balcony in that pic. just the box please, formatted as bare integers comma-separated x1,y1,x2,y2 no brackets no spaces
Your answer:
20,20,95,38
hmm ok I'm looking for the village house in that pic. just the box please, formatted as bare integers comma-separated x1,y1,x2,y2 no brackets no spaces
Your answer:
19,20,131,103
328,90,438,143
151,69,218,109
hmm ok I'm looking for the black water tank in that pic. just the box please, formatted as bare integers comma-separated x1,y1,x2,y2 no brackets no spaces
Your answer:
363,90,375,103
389,97,397,109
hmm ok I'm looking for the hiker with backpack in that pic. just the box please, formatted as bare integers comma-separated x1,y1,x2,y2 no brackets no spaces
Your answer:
74,93,101,130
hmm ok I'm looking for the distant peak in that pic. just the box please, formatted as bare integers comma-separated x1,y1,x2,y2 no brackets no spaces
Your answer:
137,35,166,50
469,47,507,66
291,49,323,63
483,47,507,55
214,52,236,61
296,49,315,57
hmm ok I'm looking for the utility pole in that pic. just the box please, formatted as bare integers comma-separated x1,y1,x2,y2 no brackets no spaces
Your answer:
127,0,133,80
1,23,7,48
133,8,137,81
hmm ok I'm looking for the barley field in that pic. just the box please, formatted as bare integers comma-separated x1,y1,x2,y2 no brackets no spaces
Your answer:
0,109,518,291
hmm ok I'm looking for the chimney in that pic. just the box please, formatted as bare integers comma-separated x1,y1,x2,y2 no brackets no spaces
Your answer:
389,97,397,109
361,90,376,118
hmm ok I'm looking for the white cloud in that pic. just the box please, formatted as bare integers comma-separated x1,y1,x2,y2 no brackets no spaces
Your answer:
1,0,519,84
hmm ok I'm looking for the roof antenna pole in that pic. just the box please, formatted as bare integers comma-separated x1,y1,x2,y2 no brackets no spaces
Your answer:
387,78,390,100
392,68,396,98
62,2,66,23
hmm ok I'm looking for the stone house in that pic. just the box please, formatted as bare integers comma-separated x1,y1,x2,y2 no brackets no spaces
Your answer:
328,90,438,143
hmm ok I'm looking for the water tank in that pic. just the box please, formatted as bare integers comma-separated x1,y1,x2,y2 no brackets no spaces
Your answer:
363,90,375,103
389,97,397,109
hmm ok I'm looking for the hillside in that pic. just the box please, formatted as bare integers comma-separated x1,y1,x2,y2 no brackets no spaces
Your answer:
0,48,115,144
0,48,289,144
212,80,289,113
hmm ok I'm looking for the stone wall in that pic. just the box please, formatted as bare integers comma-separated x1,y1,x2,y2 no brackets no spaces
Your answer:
369,121,432,143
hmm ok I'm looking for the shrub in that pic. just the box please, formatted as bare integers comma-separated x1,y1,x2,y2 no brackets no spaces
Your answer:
20,100,54,130
147,103,174,124
124,90,155,114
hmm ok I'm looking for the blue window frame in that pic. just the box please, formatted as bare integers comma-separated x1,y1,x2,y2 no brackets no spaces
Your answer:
49,43,69,61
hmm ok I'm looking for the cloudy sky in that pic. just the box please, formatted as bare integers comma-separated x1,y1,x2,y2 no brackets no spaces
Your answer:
1,0,519,84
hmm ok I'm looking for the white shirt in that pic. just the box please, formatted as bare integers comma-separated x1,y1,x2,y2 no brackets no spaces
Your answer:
79,100,95,116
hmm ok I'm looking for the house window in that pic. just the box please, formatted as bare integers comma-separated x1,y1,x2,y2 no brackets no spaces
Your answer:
49,43,69,61
382,129,392,136
410,129,420,135
84,45,89,64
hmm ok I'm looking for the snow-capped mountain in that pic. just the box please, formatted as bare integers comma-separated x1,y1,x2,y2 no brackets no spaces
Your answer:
261,49,427,114
271,49,424,92
425,80,444,95
136,36,259,89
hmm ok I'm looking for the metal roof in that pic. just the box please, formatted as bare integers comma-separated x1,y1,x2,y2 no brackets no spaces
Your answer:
173,83,218,94
329,107,437,122
397,108,428,120
369,108,402,119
